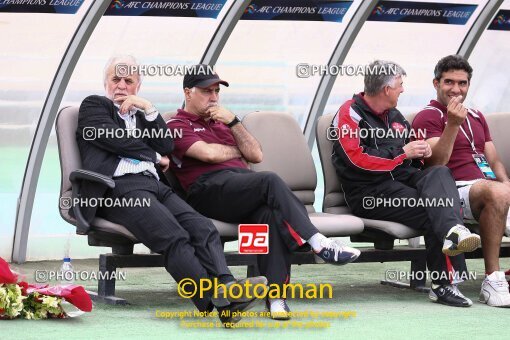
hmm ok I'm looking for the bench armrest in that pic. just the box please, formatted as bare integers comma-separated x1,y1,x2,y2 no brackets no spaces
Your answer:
69,169,115,235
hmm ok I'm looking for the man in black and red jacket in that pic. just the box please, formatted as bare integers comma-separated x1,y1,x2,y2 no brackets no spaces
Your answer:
331,60,480,307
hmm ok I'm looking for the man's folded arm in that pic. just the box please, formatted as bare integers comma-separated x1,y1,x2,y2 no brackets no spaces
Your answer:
185,141,242,164
168,118,242,164
229,124,263,163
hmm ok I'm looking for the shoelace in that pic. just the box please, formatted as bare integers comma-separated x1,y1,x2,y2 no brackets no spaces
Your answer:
487,279,509,290
451,285,466,298
321,239,344,262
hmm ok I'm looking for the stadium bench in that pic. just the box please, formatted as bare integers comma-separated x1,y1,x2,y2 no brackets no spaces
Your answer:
56,108,363,304
56,106,510,303
316,112,510,291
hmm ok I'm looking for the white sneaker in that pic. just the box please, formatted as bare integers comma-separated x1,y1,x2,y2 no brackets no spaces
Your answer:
266,299,291,320
442,224,481,256
479,271,510,307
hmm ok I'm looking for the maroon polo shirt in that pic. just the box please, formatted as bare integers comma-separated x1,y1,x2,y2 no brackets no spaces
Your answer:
412,100,492,181
167,109,247,191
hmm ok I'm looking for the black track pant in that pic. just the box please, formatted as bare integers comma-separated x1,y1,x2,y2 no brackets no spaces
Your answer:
97,173,233,311
187,168,320,288
348,166,468,285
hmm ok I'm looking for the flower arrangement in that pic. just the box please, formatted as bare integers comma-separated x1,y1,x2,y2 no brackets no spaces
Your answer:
0,257,92,319
0,283,25,319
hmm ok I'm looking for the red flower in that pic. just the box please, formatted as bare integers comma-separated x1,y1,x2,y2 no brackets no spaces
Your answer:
0,257,18,284
18,281,29,296
26,284,92,312
1,257,93,316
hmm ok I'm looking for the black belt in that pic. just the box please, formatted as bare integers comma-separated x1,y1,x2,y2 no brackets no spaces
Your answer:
118,171,156,179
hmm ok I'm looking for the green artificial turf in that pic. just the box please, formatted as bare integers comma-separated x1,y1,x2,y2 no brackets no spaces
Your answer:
2,258,508,340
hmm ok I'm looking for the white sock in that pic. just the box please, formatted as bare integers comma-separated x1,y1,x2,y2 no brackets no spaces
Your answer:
307,233,327,252
268,298,285,305
268,298,287,311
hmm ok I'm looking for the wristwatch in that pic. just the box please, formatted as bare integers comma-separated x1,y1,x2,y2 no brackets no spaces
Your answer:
227,115,241,128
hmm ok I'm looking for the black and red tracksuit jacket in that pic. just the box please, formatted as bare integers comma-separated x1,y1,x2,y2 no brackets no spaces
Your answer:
331,93,422,200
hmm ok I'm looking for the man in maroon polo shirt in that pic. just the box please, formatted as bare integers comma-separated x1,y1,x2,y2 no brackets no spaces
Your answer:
167,65,361,320
413,54,510,307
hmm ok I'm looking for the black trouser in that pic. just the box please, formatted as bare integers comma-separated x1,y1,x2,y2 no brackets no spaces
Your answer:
97,173,233,311
187,168,320,289
348,166,468,285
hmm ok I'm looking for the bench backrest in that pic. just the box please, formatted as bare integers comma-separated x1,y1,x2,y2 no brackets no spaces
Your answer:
55,106,81,223
243,111,317,213
160,112,187,198
485,112,510,172
316,113,349,214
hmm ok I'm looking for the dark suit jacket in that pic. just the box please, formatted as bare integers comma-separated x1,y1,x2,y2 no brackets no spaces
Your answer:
76,95,174,222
